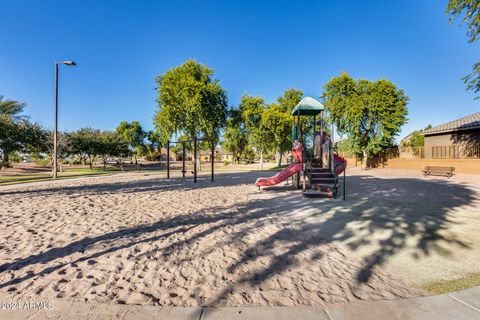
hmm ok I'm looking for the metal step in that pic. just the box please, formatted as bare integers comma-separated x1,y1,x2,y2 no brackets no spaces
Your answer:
311,183,339,190
310,172,335,178
310,178,336,184
308,168,331,173
303,190,333,198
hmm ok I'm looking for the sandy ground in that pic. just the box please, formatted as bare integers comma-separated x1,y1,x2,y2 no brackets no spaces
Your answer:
0,170,428,307
329,167,480,286
343,158,480,174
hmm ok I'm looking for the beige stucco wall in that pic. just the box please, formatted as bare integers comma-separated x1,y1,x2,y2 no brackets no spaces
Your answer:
424,129,480,158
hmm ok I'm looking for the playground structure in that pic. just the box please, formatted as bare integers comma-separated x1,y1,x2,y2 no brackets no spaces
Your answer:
256,97,347,199
166,136,215,183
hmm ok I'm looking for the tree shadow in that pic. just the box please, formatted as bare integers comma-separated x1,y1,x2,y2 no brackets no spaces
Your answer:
0,171,478,306
0,171,271,197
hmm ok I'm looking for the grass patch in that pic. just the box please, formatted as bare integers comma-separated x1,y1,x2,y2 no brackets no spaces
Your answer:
64,167,120,173
422,272,480,295
269,164,289,171
0,168,120,186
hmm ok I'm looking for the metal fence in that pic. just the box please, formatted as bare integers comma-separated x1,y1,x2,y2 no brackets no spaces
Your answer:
432,144,480,159
337,144,480,165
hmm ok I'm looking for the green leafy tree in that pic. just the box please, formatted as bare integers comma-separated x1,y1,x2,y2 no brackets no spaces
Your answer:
322,72,408,168
115,121,146,165
0,95,26,120
277,88,303,113
97,131,130,170
0,115,46,168
42,130,71,172
154,59,228,141
252,89,303,167
171,133,194,155
222,108,248,163
409,132,424,148
446,0,480,97
70,128,103,169
239,94,269,167
139,130,164,161
401,125,432,150
261,103,292,166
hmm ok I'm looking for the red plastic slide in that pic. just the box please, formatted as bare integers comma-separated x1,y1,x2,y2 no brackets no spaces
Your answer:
255,162,303,187
333,154,347,174
255,143,303,187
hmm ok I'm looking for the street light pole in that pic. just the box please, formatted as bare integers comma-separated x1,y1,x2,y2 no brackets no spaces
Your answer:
53,62,59,178
53,60,76,179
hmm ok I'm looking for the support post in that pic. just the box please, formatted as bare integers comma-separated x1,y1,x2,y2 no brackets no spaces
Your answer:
302,165,306,191
211,139,214,182
297,109,301,189
291,118,295,148
320,111,324,167
53,63,58,178
331,117,334,145
328,140,332,171
297,109,301,142
167,141,170,179
182,142,186,178
313,114,316,164
193,136,197,183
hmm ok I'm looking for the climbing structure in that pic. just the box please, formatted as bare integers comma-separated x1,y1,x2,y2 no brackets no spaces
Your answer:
291,97,346,199
256,97,347,199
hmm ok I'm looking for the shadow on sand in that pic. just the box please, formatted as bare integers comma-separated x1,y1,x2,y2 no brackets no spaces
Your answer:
0,170,478,306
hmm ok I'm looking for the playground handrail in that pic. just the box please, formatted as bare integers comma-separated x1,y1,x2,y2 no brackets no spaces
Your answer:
327,138,346,200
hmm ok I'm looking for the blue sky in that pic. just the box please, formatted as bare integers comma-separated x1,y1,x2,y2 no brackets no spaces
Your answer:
0,0,478,141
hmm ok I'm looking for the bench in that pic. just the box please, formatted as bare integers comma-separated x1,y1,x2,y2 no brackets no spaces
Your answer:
422,166,455,178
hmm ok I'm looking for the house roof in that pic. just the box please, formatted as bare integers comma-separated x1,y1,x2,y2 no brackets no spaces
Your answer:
423,112,480,135
291,97,324,116
400,131,415,142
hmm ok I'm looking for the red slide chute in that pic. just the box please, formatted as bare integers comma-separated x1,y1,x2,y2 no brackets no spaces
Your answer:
255,143,303,187
333,154,347,175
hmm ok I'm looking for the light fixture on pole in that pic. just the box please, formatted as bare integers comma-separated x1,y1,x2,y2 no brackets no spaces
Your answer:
53,60,76,178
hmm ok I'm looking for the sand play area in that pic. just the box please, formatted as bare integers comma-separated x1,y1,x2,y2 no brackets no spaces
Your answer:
0,168,479,307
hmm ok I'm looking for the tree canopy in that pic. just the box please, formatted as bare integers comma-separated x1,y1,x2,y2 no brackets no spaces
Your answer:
154,59,228,141
402,124,432,148
221,89,303,166
0,96,44,168
446,0,480,97
222,108,249,163
116,121,146,165
266,89,303,166
0,95,26,120
322,73,408,167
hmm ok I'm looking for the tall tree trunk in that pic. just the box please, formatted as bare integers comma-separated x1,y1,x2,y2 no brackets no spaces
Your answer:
275,147,282,167
362,150,368,170
103,159,106,171
259,148,264,171
89,156,93,170
134,154,138,166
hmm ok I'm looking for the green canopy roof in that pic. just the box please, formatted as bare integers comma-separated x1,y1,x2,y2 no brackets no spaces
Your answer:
291,97,324,116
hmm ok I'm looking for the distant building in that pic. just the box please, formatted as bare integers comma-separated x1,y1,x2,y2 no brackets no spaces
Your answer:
400,131,415,147
217,150,234,162
423,112,480,159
